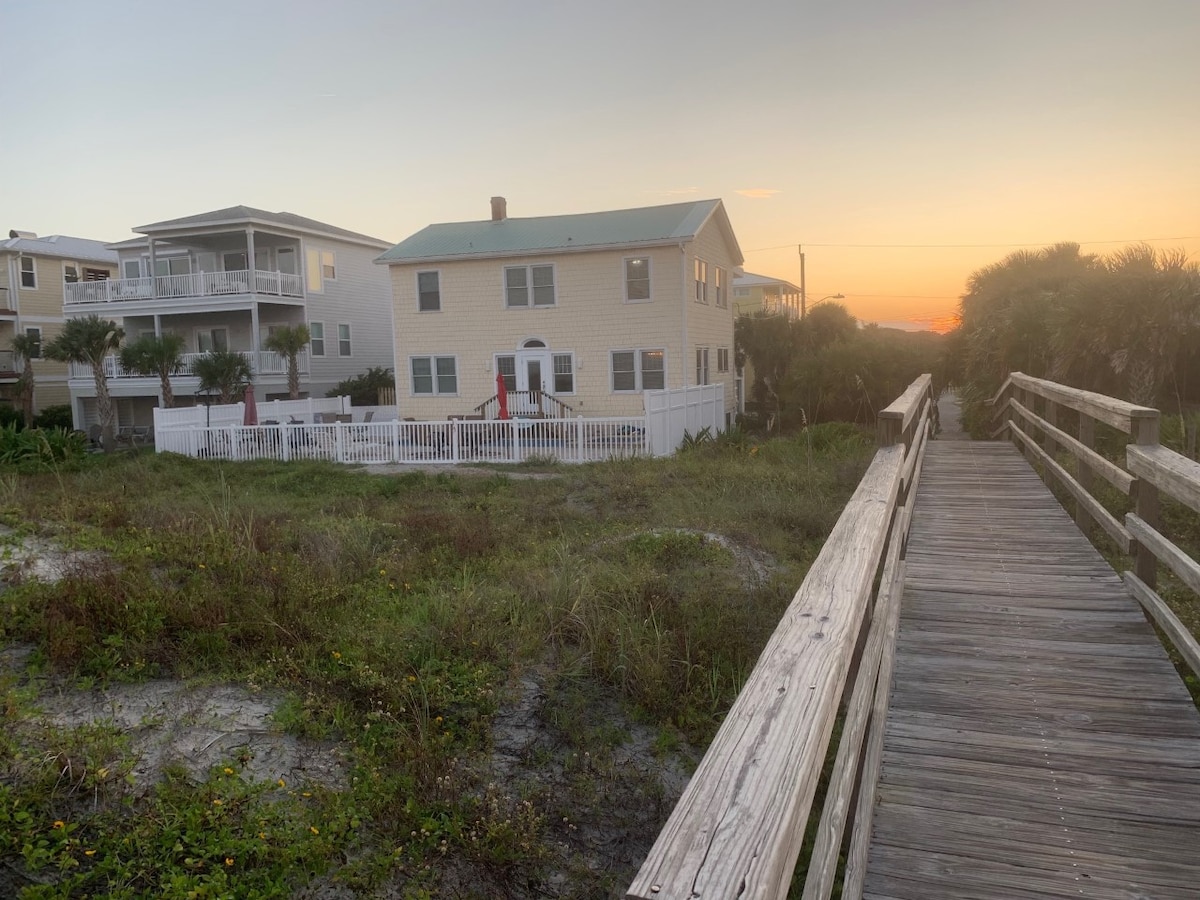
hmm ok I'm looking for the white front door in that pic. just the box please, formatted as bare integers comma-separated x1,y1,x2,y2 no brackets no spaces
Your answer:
514,350,551,414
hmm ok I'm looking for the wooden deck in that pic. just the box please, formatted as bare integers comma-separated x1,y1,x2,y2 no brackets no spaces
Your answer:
864,440,1200,899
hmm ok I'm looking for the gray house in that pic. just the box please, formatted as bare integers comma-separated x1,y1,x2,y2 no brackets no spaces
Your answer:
64,206,396,427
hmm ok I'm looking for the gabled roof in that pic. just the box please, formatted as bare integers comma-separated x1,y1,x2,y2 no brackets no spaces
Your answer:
377,199,744,265
734,271,801,291
133,206,391,249
0,234,118,265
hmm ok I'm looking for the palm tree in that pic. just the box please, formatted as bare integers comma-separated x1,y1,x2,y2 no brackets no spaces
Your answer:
118,333,186,409
43,315,124,450
10,332,38,427
263,324,310,400
191,350,253,404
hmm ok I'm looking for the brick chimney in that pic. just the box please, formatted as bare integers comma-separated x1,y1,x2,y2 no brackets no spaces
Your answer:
490,196,507,222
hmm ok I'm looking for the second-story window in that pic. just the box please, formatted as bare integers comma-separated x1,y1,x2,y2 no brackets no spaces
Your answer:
696,347,710,385
625,257,650,301
505,264,555,308
715,267,726,308
694,259,708,303
19,257,35,289
417,271,441,311
123,259,141,279
337,324,352,357
63,263,80,284
306,249,335,292
309,322,325,356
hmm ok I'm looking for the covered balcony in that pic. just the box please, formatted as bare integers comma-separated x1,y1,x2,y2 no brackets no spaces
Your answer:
65,270,303,306
68,349,309,382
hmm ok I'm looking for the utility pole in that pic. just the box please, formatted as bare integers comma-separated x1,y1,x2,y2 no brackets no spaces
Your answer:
799,244,807,319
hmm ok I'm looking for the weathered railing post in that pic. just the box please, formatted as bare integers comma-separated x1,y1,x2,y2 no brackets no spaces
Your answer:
1076,414,1095,533
1042,398,1058,455
1130,411,1161,588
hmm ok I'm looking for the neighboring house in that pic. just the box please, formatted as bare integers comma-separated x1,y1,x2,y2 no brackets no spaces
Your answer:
733,271,803,319
0,230,119,414
64,207,395,429
377,197,744,421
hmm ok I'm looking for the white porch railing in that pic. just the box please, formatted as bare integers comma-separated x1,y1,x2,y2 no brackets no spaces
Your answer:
155,416,650,466
64,270,304,305
69,350,309,380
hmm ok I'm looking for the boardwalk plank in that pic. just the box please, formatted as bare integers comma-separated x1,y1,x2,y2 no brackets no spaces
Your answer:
863,440,1200,900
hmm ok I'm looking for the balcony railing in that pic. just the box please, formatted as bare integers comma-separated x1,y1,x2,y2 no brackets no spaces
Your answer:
68,350,310,380
64,270,304,305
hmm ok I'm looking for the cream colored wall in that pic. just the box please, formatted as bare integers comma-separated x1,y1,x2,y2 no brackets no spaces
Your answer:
389,244,690,418
8,254,114,413
686,217,739,416
388,216,739,421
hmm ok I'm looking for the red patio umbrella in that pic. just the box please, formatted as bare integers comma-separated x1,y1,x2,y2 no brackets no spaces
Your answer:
496,370,509,420
243,383,258,426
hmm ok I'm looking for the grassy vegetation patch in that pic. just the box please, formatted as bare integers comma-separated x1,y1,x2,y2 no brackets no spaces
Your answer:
0,424,874,897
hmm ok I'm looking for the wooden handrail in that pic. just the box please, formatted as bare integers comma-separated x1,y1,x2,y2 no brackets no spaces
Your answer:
877,373,932,446
988,371,1200,682
1002,372,1158,434
627,374,936,900
472,389,575,420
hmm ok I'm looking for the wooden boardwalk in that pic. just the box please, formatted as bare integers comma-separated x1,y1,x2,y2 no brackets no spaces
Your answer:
864,440,1200,899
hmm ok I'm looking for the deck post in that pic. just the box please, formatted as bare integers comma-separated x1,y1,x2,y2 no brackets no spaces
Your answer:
1042,399,1058,455
1075,414,1095,533
1130,412,1161,587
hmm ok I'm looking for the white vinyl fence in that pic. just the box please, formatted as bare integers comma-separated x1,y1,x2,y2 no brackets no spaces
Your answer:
156,416,649,465
153,396,350,431
644,383,726,456
153,385,724,465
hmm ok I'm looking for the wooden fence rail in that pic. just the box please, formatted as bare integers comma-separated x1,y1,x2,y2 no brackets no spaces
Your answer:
626,374,936,900
989,372,1200,679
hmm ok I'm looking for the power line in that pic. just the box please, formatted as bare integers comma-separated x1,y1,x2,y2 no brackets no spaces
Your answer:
742,236,1200,253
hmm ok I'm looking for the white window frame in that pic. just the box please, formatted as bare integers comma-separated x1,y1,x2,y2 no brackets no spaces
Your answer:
715,267,726,308
337,323,352,357
551,352,575,395
24,327,42,359
694,258,708,304
717,347,730,374
19,256,36,290
305,248,335,292
122,259,142,280
410,355,459,396
610,348,667,393
196,327,229,353
503,263,557,309
696,346,710,385
63,261,80,284
624,256,652,303
309,321,325,357
416,270,441,312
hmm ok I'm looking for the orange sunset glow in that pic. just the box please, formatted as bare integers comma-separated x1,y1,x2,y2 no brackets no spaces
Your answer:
3,1,1196,331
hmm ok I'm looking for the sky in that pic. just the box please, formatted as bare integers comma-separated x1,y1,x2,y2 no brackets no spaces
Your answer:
3,0,1197,332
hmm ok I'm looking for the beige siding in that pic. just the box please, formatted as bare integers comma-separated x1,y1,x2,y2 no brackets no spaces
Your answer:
389,224,738,419
686,217,740,416
4,254,118,413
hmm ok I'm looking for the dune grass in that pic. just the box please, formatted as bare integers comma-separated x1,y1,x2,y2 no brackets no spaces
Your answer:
0,425,874,898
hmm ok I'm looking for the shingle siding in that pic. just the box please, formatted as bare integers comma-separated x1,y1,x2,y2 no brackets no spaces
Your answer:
388,212,738,419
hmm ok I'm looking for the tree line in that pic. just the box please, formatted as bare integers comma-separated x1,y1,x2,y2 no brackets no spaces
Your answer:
736,303,946,430
944,243,1200,432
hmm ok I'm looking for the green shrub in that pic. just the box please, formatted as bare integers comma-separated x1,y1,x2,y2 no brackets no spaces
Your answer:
33,404,74,430
327,367,394,407
0,423,85,466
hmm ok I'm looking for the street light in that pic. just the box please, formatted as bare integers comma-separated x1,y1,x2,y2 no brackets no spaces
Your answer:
808,293,845,313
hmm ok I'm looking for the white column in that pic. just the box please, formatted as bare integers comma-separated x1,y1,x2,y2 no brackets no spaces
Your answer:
245,228,256,288
250,303,261,375
148,238,158,297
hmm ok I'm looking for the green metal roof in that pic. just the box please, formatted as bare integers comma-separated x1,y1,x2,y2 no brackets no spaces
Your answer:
377,199,741,264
